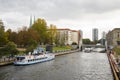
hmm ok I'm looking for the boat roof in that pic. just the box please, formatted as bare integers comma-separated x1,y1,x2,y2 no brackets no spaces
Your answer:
16,56,25,57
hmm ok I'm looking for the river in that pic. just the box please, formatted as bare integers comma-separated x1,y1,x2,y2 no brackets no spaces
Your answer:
0,52,113,80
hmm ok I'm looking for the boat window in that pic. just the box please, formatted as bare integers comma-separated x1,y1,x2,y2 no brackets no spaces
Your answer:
16,57,25,60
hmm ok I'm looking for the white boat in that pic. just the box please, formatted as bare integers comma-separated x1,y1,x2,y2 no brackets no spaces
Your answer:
14,47,55,66
83,48,91,53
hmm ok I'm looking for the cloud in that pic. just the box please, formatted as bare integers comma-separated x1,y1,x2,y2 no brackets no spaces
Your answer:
0,0,120,39
1,12,29,30
1,0,120,20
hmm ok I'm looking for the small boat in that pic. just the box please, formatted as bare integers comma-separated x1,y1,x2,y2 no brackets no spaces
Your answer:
83,48,91,53
14,47,55,66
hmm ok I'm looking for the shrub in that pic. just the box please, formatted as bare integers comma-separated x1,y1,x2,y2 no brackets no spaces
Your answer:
112,47,120,55
72,42,77,45
0,42,19,57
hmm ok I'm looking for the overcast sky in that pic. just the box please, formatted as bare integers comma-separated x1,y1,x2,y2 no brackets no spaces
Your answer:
0,0,120,40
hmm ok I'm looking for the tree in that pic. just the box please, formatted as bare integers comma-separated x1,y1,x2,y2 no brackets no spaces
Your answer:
54,31,68,46
31,18,48,44
0,25,8,46
6,29,17,43
27,28,40,43
82,38,91,44
5,42,18,55
48,24,57,44
26,39,38,52
54,32,60,46
0,42,19,56
16,27,29,47
16,27,40,47
60,34,66,46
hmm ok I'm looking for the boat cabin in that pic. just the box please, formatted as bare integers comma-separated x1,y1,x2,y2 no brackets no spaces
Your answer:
16,56,25,61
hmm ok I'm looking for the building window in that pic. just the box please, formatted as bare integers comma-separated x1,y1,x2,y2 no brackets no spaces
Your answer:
117,32,119,38
117,38,120,45
117,41,120,45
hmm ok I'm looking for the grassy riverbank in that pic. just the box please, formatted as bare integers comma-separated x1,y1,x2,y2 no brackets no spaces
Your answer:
113,47,120,55
112,47,120,61
17,46,72,52
0,46,72,57
53,46,72,51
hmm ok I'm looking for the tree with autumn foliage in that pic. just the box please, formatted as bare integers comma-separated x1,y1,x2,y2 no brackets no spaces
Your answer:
16,27,29,47
15,27,40,47
31,18,48,44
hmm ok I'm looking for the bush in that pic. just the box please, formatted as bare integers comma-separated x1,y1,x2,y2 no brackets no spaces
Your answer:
72,42,77,45
112,47,120,55
0,42,19,57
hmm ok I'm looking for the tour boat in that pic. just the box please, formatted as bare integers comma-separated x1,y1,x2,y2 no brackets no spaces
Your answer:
14,47,55,66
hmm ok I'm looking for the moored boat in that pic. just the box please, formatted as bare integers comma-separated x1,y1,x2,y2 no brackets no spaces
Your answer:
14,47,55,66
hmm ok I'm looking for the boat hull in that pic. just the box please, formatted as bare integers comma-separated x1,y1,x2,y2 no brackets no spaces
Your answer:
14,54,55,66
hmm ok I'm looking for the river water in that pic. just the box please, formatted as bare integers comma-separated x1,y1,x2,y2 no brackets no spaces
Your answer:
0,52,113,80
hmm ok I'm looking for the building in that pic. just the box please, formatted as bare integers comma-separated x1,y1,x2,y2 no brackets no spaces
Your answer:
79,30,83,50
106,28,120,48
102,31,106,39
101,31,106,45
29,16,35,27
57,28,81,45
92,28,98,41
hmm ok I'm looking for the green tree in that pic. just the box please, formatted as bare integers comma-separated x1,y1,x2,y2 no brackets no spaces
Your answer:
27,28,40,43
0,25,8,46
5,42,18,55
82,38,91,44
0,42,19,56
48,24,57,44
54,31,67,46
60,33,66,46
26,39,38,52
31,18,48,44
54,32,60,46
6,29,17,43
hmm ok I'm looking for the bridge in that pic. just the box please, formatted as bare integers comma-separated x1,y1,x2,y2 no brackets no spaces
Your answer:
81,44,105,50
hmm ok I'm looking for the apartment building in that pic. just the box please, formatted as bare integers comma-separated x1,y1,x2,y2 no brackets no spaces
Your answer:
57,28,81,45
106,28,120,47
92,28,98,41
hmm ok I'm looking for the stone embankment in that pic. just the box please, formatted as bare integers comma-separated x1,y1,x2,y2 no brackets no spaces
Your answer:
107,51,120,80
54,49,80,56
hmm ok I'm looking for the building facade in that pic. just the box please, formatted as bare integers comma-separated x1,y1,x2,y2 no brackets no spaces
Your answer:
101,31,106,45
102,31,106,39
79,30,83,50
57,28,81,45
106,28,120,47
92,28,98,41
